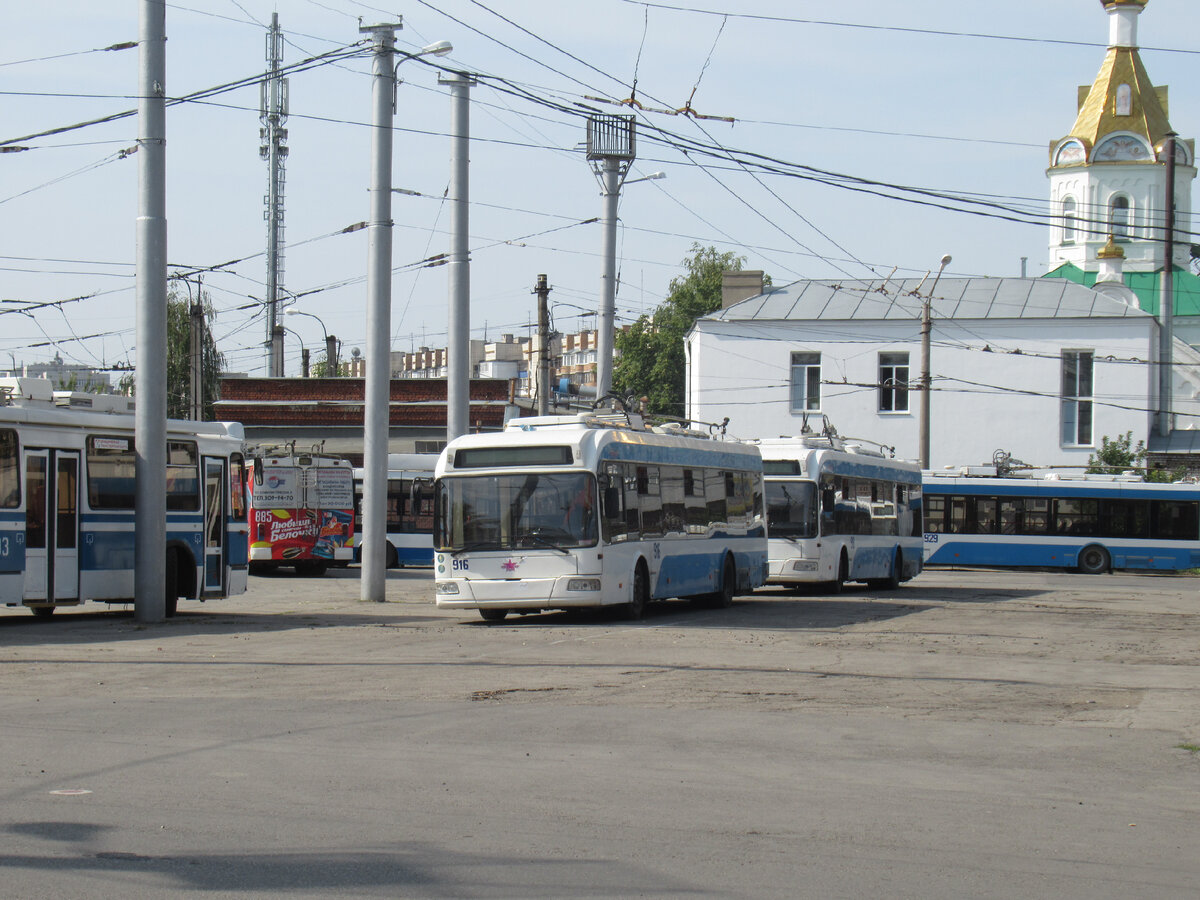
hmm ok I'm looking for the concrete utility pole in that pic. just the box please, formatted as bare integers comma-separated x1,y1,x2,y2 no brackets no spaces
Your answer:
1157,132,1177,438
587,115,636,402
261,12,289,377
189,287,203,420
919,254,951,470
134,0,168,623
326,333,338,376
359,29,452,603
440,70,475,443
536,274,551,415
359,21,399,604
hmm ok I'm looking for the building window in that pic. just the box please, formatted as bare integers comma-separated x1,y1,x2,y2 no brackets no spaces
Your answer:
1061,350,1094,447
1061,196,1077,244
1110,195,1131,241
878,352,909,413
790,352,821,412
1115,84,1132,116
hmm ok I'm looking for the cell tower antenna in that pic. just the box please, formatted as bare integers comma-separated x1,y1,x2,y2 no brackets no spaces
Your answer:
260,12,289,376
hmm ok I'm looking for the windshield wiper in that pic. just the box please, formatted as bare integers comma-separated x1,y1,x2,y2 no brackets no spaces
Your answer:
525,532,571,554
458,540,501,552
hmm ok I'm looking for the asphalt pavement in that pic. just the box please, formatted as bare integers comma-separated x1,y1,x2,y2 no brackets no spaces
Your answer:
1,567,1198,898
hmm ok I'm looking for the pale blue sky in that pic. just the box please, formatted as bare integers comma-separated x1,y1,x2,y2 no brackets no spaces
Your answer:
3,0,1199,377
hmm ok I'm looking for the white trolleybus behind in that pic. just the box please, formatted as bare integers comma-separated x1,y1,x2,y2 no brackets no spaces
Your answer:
0,378,249,618
433,412,767,621
759,433,923,590
352,453,436,568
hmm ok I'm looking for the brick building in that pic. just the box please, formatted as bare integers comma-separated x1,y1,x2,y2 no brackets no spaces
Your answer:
215,377,517,462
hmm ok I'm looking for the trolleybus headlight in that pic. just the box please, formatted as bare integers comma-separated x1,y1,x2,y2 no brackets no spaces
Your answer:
566,578,601,591
435,582,460,594
792,560,818,571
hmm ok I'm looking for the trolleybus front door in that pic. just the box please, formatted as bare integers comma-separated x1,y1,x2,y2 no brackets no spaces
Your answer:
202,457,226,596
24,449,80,605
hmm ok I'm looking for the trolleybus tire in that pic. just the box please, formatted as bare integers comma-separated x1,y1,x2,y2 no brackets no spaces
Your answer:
164,547,179,618
702,555,736,608
479,608,508,622
869,549,903,590
827,551,849,594
30,605,54,619
624,562,649,620
385,543,398,570
1077,544,1110,575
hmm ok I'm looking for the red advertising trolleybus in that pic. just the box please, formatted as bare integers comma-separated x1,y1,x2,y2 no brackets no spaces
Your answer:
246,446,355,576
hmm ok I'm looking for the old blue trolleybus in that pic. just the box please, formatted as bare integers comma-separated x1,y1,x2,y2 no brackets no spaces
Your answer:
0,378,249,617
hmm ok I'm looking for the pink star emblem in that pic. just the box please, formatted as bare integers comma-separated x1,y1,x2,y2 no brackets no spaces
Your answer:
501,559,519,573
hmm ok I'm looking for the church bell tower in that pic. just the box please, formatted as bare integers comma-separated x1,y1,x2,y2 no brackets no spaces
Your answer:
1047,0,1194,276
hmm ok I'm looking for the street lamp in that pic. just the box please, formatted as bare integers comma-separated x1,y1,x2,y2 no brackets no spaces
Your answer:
919,254,952,470
285,307,337,376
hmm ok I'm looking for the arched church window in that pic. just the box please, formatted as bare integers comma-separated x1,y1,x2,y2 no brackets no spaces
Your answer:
1115,84,1132,116
1110,195,1131,241
1061,197,1077,244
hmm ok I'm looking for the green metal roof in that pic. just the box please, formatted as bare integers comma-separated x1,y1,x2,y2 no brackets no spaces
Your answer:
1042,262,1200,316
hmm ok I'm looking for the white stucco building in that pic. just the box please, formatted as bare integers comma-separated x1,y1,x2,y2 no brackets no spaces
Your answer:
687,274,1200,469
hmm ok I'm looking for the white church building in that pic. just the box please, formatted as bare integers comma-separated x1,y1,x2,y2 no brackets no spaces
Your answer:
687,0,1200,471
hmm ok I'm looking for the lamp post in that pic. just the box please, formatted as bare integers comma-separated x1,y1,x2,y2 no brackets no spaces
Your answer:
285,307,337,376
359,23,452,604
919,254,952,470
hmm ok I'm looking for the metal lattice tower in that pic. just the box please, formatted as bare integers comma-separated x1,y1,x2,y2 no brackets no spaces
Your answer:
260,12,289,376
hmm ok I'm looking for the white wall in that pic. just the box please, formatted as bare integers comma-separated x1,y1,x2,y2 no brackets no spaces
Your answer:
688,316,1158,470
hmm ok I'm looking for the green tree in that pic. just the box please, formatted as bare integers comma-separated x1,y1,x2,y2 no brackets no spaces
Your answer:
310,353,349,378
613,244,758,416
119,289,225,419
1087,431,1182,482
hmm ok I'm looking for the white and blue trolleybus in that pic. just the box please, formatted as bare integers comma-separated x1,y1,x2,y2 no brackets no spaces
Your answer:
922,468,1200,573
434,412,767,621
352,453,437,568
758,434,923,590
0,378,249,618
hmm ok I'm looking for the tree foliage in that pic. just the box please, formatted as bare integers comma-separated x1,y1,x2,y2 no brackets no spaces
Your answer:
119,289,225,420
310,353,349,378
1087,431,1182,483
613,244,757,416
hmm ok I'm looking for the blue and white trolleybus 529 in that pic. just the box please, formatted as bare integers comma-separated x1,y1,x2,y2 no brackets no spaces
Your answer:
922,468,1200,574
0,378,249,617
433,412,767,621
759,434,923,590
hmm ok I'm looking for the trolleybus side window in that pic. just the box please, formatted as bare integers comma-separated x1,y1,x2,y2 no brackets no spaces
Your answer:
166,441,200,511
1154,500,1199,541
26,455,46,549
56,457,77,549
0,428,18,508
684,468,708,530
660,466,686,534
87,436,136,509
230,453,247,521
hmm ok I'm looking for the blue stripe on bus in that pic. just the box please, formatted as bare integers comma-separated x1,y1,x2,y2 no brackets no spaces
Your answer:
813,459,922,485
397,546,434,566
925,539,1199,571
599,442,762,471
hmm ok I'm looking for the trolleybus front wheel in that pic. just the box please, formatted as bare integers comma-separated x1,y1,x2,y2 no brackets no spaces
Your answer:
624,562,649,620
1076,545,1110,575
479,608,509,623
